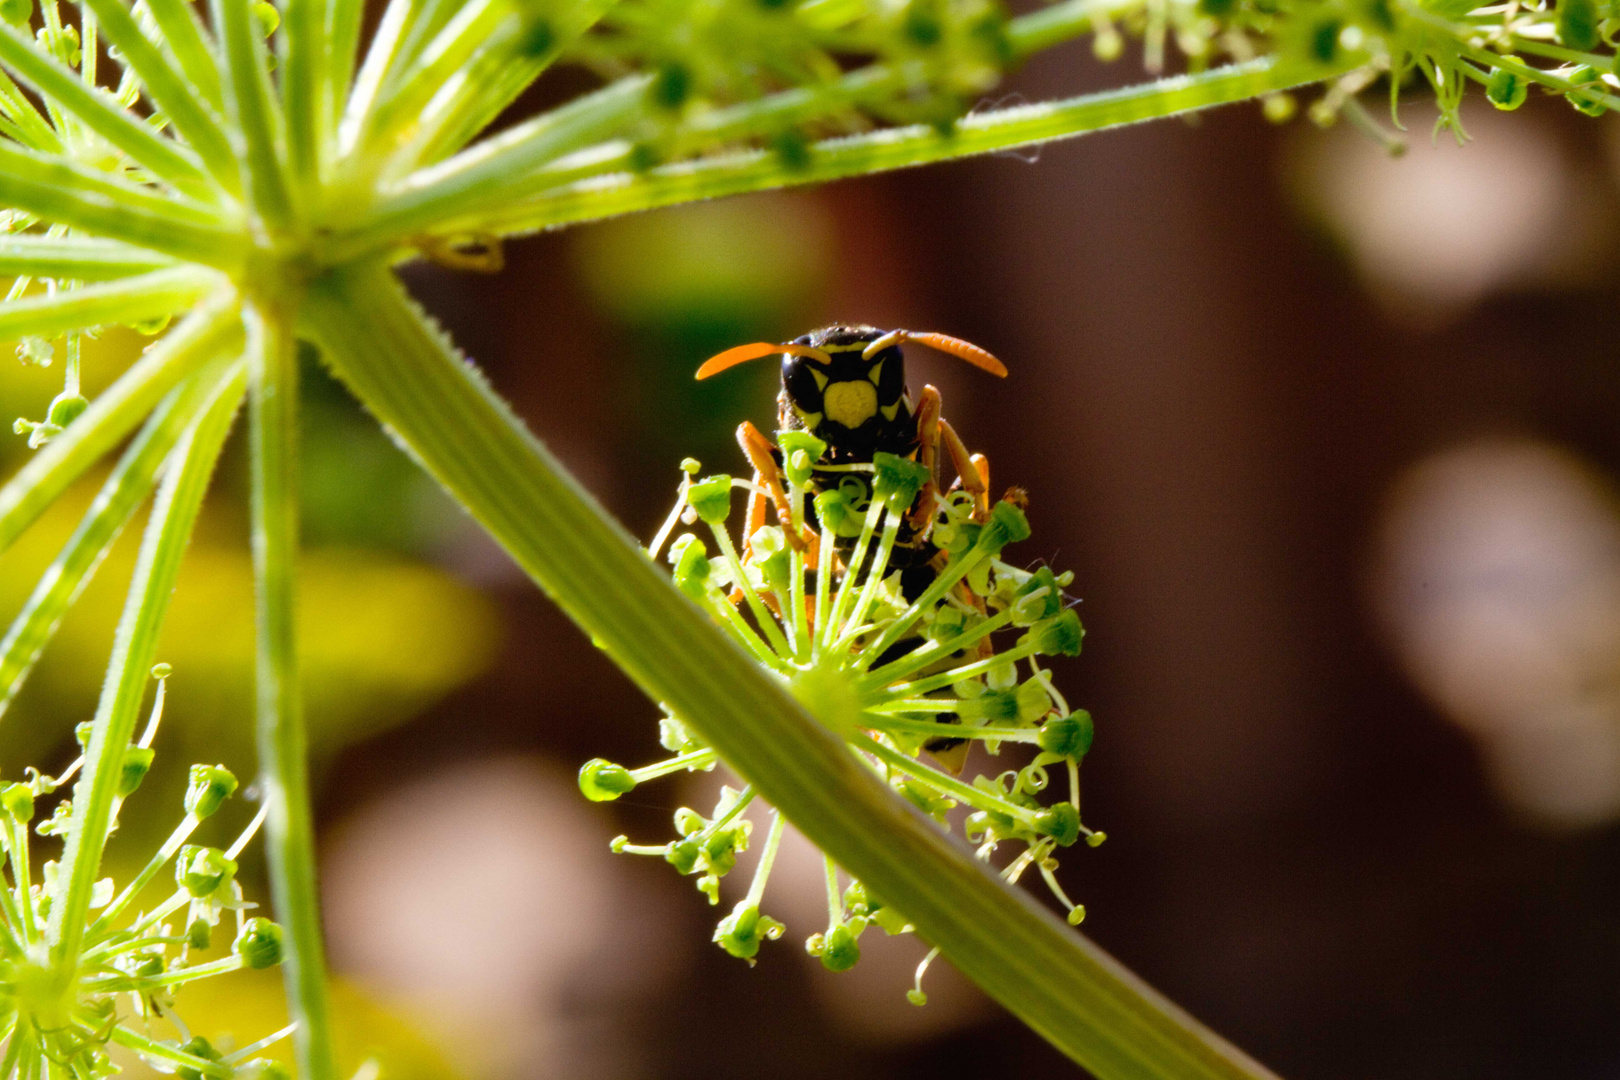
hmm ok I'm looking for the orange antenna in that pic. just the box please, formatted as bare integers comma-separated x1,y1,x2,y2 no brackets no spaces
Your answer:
695,341,832,380
862,330,1008,377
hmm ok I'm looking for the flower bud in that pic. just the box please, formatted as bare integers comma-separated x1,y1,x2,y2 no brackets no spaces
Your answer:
151,662,173,679
176,1037,221,1080
119,745,155,797
76,721,94,747
185,765,237,819
813,489,864,538
820,924,861,971
578,758,636,802
1067,905,1087,926
188,917,213,950
1486,64,1530,110
777,431,827,486
1038,711,1094,758
176,845,237,897
958,690,1016,722
1,782,34,823
714,902,782,960
975,500,1030,556
1017,679,1052,723
1037,802,1081,846
1022,610,1083,657
686,475,733,524
233,917,284,969
872,453,930,510
668,534,712,600
1012,567,1063,625
673,807,705,835
45,392,88,429
667,838,702,874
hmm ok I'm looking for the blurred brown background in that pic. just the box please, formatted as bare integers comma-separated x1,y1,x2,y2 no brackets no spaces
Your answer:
9,32,1620,1080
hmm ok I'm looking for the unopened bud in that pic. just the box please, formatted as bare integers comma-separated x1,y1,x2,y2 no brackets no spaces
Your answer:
577,759,636,802
233,918,283,969
185,765,237,819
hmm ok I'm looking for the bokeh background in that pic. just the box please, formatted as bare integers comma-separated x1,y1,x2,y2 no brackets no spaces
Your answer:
8,30,1620,1080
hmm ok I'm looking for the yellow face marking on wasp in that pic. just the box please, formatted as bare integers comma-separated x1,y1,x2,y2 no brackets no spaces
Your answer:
824,380,878,428
881,401,900,421
868,360,884,386
810,370,829,391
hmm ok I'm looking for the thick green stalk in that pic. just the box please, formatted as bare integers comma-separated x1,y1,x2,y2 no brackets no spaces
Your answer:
0,141,240,267
78,0,241,194
0,23,215,201
282,0,329,191
47,359,246,967
465,55,1356,240
0,290,242,556
0,235,175,280
0,362,234,722
304,261,1281,1080
0,265,222,341
245,300,337,1080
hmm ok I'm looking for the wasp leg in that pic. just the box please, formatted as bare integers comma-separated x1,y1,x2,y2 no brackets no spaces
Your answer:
737,420,806,553
911,386,945,531
937,419,989,522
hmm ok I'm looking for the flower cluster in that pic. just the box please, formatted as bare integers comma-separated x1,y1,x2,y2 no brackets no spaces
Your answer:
1,668,290,1080
581,437,1101,1002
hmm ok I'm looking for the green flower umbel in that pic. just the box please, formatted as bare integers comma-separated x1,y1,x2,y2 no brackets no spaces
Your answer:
583,442,1102,1001
0,667,290,1080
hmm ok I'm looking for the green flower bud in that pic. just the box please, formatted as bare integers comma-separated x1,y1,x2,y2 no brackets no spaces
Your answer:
1067,905,1087,926
1012,567,1063,625
673,807,705,835
686,475,733,525
669,534,712,600
667,838,702,874
975,501,1031,556
1,782,34,824
1486,64,1530,110
1558,0,1599,49
578,758,636,802
750,527,792,593
185,765,237,819
176,845,237,897
151,662,173,678
1565,66,1608,114
119,745,155,797
176,1037,221,1080
1038,711,1095,757
872,453,930,510
958,689,1017,722
843,881,871,915
1085,830,1108,848
254,1063,293,1080
0,0,32,27
187,917,212,950
1022,609,1084,657
820,923,861,971
233,918,284,969
777,431,827,486
714,902,782,960
813,488,865,538
907,988,929,1006
252,0,280,34
76,721,94,747
1016,678,1052,723
45,393,88,428
1037,802,1081,846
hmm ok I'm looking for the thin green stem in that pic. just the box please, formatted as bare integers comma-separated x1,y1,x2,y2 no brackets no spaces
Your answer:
0,361,236,722
78,0,241,195
144,0,225,110
0,142,241,267
212,0,294,231
47,356,244,971
246,300,337,1080
325,0,367,139
458,55,1357,242
0,290,242,557
88,813,202,935
850,732,1042,828
866,714,1044,744
0,235,177,280
628,747,718,782
109,1027,233,1077
0,266,222,341
744,808,786,906
305,262,1283,1080
858,607,1017,689
282,0,329,192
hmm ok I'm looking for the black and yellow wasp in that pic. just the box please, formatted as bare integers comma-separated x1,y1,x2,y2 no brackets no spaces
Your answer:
696,324,1010,599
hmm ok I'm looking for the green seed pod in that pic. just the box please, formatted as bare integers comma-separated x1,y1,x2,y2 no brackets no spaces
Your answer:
872,452,931,510
777,431,827,485
176,1037,221,1080
45,393,88,428
233,917,284,969
176,845,237,897
1037,802,1081,846
1,782,34,824
975,501,1031,556
185,765,237,819
1486,65,1530,110
686,475,733,524
820,924,861,971
187,917,212,950
1558,0,1600,49
118,745,156,797
669,535,712,600
578,758,636,802
1037,710,1095,757
1023,609,1084,657
714,903,780,959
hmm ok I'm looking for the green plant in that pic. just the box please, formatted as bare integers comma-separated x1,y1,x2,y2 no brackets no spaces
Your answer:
0,0,1613,1078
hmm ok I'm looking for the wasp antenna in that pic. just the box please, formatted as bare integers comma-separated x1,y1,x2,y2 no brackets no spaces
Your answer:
908,332,1008,377
696,341,832,379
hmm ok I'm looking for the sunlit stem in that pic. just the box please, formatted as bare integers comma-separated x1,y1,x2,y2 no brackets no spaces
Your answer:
864,544,991,663
744,808,787,908
108,1030,231,1080
823,501,885,650
629,748,719,783
858,607,1017,689
865,715,1043,745
2,819,35,946
824,854,841,929
843,509,903,641
886,637,1043,699
812,519,835,659
247,302,337,1080
226,801,271,861
699,784,755,844
705,584,781,668
89,814,200,937
708,523,793,660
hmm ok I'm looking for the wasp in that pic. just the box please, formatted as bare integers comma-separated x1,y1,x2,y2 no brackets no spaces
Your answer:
696,324,1009,599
